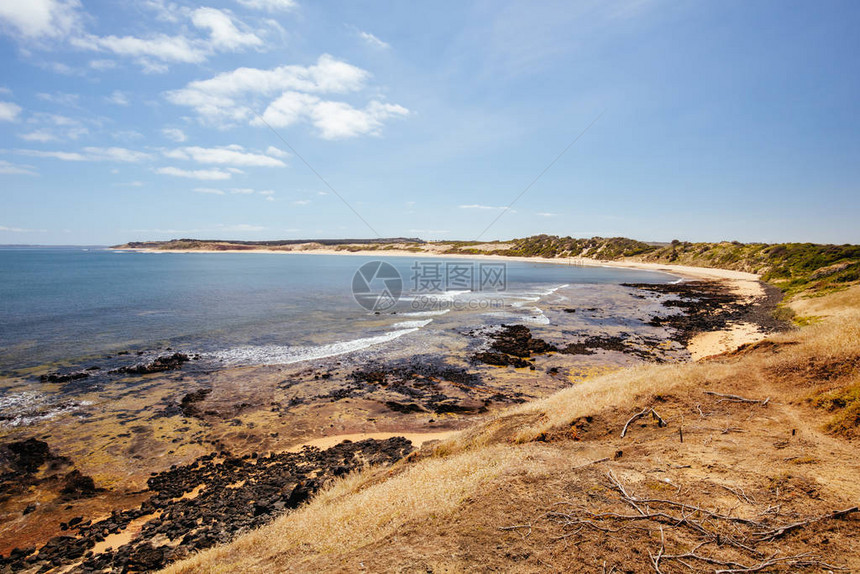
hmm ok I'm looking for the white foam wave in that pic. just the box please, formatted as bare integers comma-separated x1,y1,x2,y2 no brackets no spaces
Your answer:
541,284,570,296
401,309,451,317
391,319,433,329
521,307,550,325
212,328,420,366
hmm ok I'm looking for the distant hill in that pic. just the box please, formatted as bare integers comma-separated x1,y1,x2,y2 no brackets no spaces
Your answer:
115,235,860,295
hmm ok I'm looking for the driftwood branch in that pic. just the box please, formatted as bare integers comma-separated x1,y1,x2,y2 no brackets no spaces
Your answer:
621,408,666,438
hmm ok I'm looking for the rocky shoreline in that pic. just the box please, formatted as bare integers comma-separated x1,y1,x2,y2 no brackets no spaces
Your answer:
0,279,788,573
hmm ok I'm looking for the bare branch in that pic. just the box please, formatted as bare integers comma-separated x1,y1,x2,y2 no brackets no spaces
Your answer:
621,408,666,438
704,391,771,406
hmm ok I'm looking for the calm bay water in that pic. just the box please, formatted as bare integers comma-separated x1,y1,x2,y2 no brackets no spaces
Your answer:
0,247,675,374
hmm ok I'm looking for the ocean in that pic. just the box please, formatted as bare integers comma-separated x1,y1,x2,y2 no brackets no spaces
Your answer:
0,247,676,375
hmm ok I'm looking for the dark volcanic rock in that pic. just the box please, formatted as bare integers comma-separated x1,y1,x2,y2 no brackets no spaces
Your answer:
472,352,532,368
489,325,557,357
384,401,426,413
180,388,212,417
472,324,555,367
112,352,191,375
2,437,415,574
5,438,52,473
39,370,90,384
60,470,100,499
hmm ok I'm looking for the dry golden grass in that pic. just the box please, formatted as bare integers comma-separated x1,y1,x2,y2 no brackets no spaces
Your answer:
164,285,860,574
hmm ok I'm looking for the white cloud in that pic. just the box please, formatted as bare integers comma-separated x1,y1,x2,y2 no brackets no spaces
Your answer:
459,204,508,210
191,7,262,50
257,92,408,139
358,31,389,49
292,199,310,205
259,190,275,195
89,59,116,70
0,160,37,175
155,166,232,180
536,212,558,217
165,54,370,126
236,0,297,12
162,128,187,142
0,225,46,232
18,149,86,161
17,147,152,162
0,101,22,122
19,130,59,142
265,145,288,158
36,92,79,106
193,187,226,195
230,188,254,194
112,130,144,141
72,33,207,65
20,112,89,141
106,90,129,105
83,146,151,162
163,145,285,167
0,0,82,39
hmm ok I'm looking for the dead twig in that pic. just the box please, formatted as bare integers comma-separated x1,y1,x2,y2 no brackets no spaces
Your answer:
719,484,757,506
753,506,859,541
704,391,770,406
621,408,666,438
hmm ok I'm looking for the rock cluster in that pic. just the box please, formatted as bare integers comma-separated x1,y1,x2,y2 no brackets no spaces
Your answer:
0,437,413,573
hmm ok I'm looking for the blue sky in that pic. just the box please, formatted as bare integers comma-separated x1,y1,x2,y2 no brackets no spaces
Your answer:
1,0,858,245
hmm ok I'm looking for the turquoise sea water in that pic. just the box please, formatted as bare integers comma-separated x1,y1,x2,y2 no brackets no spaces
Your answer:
0,247,675,374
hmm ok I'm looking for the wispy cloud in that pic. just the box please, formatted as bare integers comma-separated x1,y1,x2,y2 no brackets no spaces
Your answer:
0,225,45,232
358,30,389,49
236,0,297,12
106,90,129,105
193,187,226,195
292,199,310,205
0,101,22,122
163,145,285,167
459,204,507,210
155,166,232,180
18,147,152,162
162,128,187,142
0,159,37,175
536,212,558,217
36,91,79,106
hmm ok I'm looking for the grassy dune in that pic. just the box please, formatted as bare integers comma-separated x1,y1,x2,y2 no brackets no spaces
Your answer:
164,285,860,573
